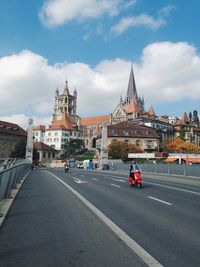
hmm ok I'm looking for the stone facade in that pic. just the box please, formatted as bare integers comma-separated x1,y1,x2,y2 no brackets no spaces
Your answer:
0,120,27,158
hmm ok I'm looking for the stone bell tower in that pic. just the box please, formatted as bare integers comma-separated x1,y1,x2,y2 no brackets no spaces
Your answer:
52,77,79,126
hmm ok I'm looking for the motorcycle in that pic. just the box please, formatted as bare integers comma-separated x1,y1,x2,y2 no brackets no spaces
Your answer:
64,165,69,173
128,169,142,188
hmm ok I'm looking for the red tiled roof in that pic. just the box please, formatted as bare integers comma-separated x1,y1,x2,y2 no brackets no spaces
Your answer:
49,112,73,130
80,115,110,126
125,100,139,113
107,122,159,139
33,125,46,131
34,142,57,152
148,106,156,116
0,120,27,136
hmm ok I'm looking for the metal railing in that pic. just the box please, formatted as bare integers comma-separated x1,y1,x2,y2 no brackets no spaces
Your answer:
0,159,31,215
109,163,200,178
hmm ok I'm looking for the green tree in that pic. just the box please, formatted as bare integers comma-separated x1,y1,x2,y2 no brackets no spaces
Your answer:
10,138,26,158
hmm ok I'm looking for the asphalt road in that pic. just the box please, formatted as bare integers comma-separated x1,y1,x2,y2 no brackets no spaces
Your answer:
0,168,199,267
49,168,200,267
0,169,147,267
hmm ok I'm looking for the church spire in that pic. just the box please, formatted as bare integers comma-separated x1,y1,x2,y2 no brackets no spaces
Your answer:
126,64,138,101
63,76,69,95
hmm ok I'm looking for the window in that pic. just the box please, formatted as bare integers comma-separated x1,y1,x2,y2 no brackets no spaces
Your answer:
35,132,38,136
43,152,46,158
135,130,141,136
124,139,129,144
48,153,51,158
124,129,129,136
147,131,152,136
112,129,117,136
136,140,141,147
48,132,51,136
55,132,58,136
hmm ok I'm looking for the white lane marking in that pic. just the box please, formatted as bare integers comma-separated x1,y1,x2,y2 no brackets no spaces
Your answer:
92,178,98,181
73,177,89,184
110,183,121,188
112,178,126,183
148,196,172,206
145,181,200,196
47,171,163,267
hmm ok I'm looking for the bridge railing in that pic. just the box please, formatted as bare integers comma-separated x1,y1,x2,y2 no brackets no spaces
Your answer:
109,163,200,178
0,159,31,206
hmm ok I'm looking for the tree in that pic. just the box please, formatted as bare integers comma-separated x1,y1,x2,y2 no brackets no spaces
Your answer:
10,138,26,158
108,140,142,161
165,139,200,153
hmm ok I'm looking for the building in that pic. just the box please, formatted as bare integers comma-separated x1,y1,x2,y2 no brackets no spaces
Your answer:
79,115,110,150
33,77,83,158
173,112,200,146
0,120,27,158
52,78,79,126
135,117,174,146
33,142,58,164
103,121,159,152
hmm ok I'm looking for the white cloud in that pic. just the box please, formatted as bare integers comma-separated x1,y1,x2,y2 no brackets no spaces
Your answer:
111,14,165,35
39,0,136,27
111,5,175,35
0,114,51,130
0,41,200,129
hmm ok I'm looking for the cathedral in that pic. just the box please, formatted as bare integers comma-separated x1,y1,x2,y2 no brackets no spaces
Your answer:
52,78,79,127
111,65,154,124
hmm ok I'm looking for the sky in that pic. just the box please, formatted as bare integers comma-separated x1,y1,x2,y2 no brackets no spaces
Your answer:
0,0,200,129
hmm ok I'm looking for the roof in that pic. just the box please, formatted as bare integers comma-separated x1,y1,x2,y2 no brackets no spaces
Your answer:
126,65,138,100
0,120,27,136
107,122,159,139
164,158,178,162
148,106,156,116
34,142,57,152
80,115,110,126
49,112,73,130
33,125,46,131
164,157,200,164
126,100,139,113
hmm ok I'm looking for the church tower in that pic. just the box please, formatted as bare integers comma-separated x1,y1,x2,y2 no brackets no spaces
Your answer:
52,77,79,126
123,65,145,112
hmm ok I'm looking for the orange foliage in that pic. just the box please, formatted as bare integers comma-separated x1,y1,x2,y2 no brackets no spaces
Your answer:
165,139,200,153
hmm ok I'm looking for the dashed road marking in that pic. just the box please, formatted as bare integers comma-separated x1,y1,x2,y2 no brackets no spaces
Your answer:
148,196,172,206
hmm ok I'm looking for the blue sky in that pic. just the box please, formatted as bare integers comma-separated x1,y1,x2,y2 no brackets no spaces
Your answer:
0,0,200,128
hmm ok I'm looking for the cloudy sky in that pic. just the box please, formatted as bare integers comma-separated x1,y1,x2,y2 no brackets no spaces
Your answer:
0,0,200,129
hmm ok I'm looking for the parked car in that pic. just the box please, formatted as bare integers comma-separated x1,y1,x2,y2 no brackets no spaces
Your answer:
102,164,110,170
77,162,84,169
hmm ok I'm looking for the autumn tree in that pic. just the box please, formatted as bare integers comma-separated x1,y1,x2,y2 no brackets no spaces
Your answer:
108,140,142,161
165,139,200,154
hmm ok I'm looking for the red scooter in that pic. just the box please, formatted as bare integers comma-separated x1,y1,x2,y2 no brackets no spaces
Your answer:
128,169,142,188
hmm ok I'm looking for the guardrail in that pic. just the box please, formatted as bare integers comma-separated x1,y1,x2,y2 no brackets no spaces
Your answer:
0,159,32,216
110,163,200,178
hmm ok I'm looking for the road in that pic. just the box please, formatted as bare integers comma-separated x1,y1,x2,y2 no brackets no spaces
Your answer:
0,168,199,267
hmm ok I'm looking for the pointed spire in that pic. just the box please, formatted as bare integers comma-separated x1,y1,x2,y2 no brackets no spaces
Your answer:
63,76,69,95
120,95,123,104
182,112,189,123
126,64,138,101
148,106,156,117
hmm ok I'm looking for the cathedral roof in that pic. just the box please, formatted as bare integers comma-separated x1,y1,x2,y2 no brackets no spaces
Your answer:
80,115,110,126
148,106,156,116
126,65,138,101
50,112,73,130
126,100,139,113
